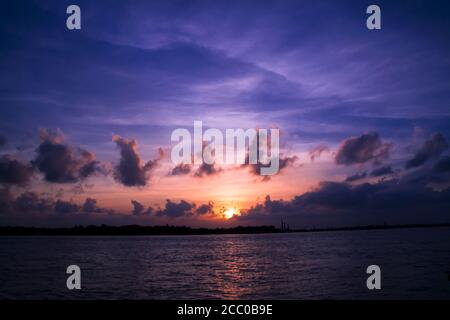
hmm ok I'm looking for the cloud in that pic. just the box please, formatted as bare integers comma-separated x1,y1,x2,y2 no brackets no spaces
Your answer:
405,133,448,169
293,181,383,209
81,198,113,214
196,201,214,215
435,156,450,173
32,129,103,183
345,171,367,182
112,135,163,186
0,188,13,210
238,164,450,227
279,156,299,171
70,183,97,195
309,145,329,162
4,193,212,219
131,200,148,215
79,157,109,179
400,163,450,186
2,191,115,216
241,155,298,180
169,163,192,176
335,132,391,166
156,199,195,218
371,165,394,177
13,192,53,213
54,199,81,214
82,198,98,212
131,199,214,217
194,163,222,178
0,155,34,186
0,136,6,147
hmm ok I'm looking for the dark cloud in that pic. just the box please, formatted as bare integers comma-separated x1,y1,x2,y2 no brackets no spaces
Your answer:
0,188,13,210
1,188,208,222
130,200,153,216
132,199,214,217
54,199,81,214
239,166,450,227
82,198,98,213
156,199,195,218
0,155,34,186
400,164,450,186
32,129,102,183
131,200,145,215
112,135,163,186
293,181,383,209
335,132,391,166
194,163,222,177
241,155,298,180
309,145,329,162
169,163,192,176
435,156,450,173
196,201,214,215
279,156,299,171
405,133,448,169
3,191,114,216
79,157,107,178
371,165,394,177
0,136,6,147
345,171,367,182
13,192,53,213
82,198,97,212
80,197,114,214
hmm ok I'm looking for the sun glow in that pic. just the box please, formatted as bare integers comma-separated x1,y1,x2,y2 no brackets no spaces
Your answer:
223,208,239,219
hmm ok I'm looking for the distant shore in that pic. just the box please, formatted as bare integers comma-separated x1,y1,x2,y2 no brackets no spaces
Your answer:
0,223,449,236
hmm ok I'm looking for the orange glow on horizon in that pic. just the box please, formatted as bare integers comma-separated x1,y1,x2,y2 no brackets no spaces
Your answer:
223,208,239,219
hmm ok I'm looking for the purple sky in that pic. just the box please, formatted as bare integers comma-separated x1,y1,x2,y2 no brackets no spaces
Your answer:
0,0,450,227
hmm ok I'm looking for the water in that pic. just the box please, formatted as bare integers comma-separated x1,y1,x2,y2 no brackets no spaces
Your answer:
0,228,449,299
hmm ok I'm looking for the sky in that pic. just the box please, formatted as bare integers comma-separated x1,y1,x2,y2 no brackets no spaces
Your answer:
0,0,450,228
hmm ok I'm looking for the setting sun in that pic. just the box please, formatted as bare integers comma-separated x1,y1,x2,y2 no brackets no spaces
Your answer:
223,208,239,219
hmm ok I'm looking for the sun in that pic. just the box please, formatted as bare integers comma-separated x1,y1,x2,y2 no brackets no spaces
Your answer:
223,208,238,219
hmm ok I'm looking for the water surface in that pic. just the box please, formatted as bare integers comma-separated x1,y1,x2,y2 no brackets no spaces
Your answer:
0,228,449,299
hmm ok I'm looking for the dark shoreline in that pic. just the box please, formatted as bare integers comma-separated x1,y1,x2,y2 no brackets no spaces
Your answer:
0,223,449,236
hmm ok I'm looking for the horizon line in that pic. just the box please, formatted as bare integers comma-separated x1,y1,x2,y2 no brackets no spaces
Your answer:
1,223,449,236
